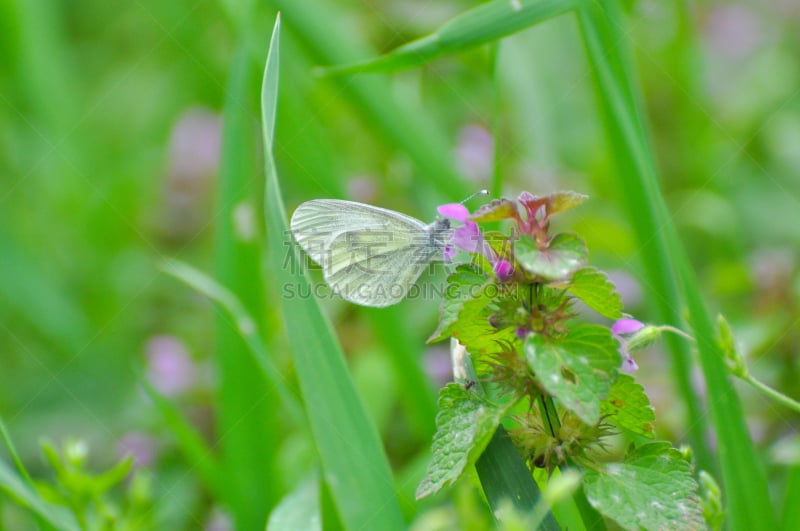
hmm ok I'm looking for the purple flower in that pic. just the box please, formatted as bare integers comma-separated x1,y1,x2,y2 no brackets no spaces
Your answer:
437,203,470,222
611,318,645,373
438,204,489,260
451,221,483,254
438,202,515,280
494,260,514,280
612,318,645,335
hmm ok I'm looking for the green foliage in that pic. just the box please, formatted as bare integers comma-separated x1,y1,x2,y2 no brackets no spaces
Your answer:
417,384,513,499
516,233,588,280
599,374,655,439
1,0,794,528
428,265,490,343
267,475,321,531
525,325,620,425
564,267,623,320
418,191,705,528
582,443,704,530
0,439,153,531
321,0,576,75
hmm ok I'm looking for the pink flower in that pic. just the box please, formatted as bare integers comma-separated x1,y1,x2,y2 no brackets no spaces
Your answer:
611,318,645,373
612,318,645,335
438,202,517,281
493,260,514,280
437,203,470,222
438,204,489,259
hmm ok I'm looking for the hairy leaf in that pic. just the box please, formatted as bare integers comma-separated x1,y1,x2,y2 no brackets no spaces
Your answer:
600,374,655,438
428,265,489,343
417,384,512,499
583,442,704,530
564,267,623,320
524,324,620,425
516,233,587,280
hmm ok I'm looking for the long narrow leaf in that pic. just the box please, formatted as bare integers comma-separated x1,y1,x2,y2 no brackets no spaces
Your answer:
160,259,303,424
322,0,577,75
214,40,281,528
574,0,709,467
260,15,406,530
262,1,469,199
139,378,224,502
576,2,776,528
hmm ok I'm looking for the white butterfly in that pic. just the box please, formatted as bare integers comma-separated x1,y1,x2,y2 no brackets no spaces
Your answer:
290,199,452,307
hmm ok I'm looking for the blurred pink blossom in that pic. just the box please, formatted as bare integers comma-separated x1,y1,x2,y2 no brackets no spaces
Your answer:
454,124,494,183
145,335,196,396
117,431,158,468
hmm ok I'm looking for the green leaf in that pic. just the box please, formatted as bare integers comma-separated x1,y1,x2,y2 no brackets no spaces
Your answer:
321,0,576,75
600,374,655,438
417,384,512,499
564,267,623,320
583,442,705,531
428,265,489,343
516,233,587,280
452,285,518,356
139,378,224,501
260,16,405,530
476,427,560,531
525,325,620,425
160,259,303,424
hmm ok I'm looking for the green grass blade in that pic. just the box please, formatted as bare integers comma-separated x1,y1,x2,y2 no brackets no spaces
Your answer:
214,40,281,528
0,416,33,488
138,378,224,502
321,0,576,75
160,259,303,424
574,1,708,467
782,462,800,529
260,15,405,530
576,1,776,528
265,0,468,199
476,427,559,530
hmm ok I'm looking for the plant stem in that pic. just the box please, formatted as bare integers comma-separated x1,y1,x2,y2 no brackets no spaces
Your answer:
741,373,800,414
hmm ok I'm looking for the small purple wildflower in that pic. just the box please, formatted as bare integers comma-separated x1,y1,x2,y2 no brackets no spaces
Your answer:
611,318,644,373
437,203,470,222
438,201,515,280
612,318,645,335
494,259,514,280
451,221,483,254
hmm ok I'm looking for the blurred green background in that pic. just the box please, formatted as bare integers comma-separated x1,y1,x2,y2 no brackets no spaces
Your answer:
1,0,799,528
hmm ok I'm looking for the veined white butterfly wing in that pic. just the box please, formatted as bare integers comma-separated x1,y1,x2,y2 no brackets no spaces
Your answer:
290,199,451,307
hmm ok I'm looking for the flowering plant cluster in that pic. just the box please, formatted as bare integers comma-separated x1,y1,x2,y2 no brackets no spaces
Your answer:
417,191,709,529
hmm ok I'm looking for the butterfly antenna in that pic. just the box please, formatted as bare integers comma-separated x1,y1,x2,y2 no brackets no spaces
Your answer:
460,189,489,204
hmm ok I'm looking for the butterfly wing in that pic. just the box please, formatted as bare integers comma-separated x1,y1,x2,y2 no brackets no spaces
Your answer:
324,226,440,307
290,199,443,307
